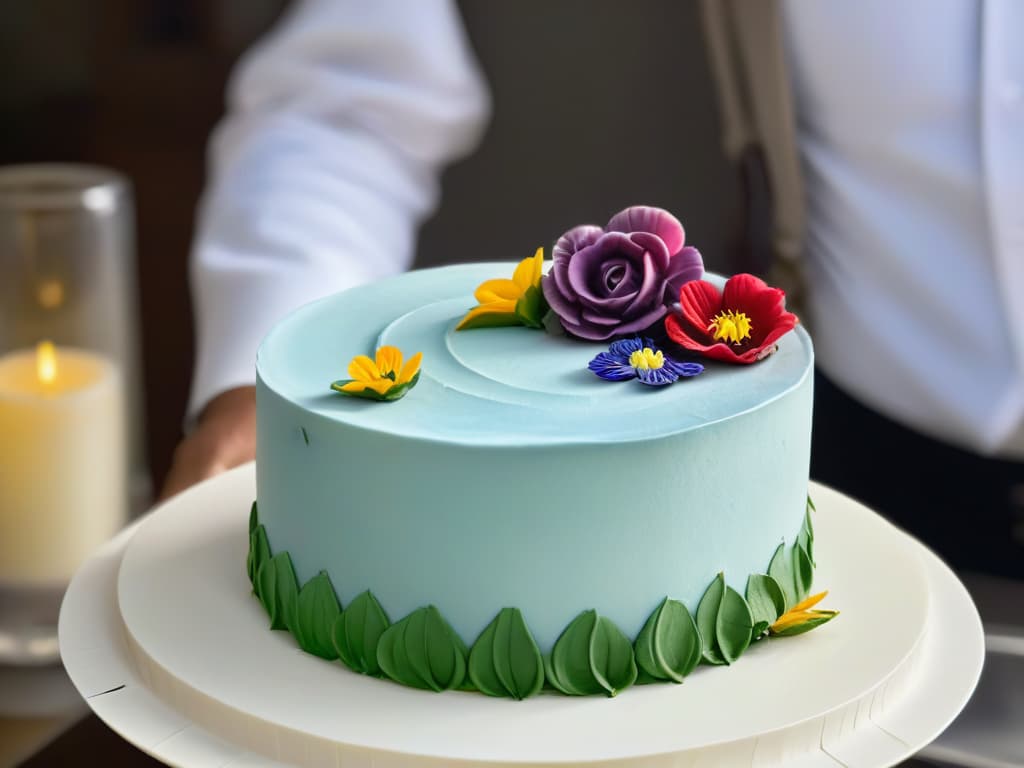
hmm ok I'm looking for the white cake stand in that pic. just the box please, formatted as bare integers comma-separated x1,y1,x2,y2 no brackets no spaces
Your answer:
59,465,983,767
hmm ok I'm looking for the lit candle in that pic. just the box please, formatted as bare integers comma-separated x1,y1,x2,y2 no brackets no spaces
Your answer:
0,341,126,585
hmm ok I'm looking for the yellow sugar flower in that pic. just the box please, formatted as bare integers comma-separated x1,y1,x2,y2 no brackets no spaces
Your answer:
331,345,422,402
769,590,839,637
456,248,548,330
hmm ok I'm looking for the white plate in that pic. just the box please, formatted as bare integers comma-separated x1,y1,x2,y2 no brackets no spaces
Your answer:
59,465,984,767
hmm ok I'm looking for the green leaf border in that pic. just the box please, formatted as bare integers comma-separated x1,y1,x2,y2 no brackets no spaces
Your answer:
247,496,830,698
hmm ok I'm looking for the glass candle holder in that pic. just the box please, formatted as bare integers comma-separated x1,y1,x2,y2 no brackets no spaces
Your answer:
0,164,147,665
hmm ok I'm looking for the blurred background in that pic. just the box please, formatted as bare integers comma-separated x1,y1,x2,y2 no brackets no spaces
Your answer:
0,1,1019,766
0,0,742,494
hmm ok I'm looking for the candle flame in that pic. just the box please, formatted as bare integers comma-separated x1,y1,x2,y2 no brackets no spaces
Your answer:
37,341,57,384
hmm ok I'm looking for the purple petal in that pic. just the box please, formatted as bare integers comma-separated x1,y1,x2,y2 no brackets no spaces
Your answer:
622,250,664,319
553,225,604,263
636,366,678,386
600,257,636,296
551,258,574,302
606,206,685,256
541,273,582,324
581,308,625,326
588,352,636,381
663,246,705,299
568,233,643,312
608,337,645,356
559,316,623,341
628,231,670,273
611,303,669,336
664,359,705,378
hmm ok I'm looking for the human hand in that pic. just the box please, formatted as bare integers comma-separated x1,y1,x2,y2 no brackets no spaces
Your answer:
160,386,257,501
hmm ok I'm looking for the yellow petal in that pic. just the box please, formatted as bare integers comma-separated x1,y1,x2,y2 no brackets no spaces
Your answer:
512,248,543,291
364,378,396,396
397,351,423,384
475,278,522,304
375,345,403,377
455,301,517,330
340,380,369,393
789,590,829,613
348,355,380,382
770,614,806,630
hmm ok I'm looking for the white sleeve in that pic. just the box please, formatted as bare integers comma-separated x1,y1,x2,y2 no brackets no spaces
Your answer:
187,0,490,420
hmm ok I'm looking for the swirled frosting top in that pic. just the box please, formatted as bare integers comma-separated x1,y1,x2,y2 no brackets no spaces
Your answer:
256,263,812,445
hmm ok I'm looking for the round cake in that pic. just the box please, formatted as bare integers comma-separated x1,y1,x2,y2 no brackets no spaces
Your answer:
250,258,820,697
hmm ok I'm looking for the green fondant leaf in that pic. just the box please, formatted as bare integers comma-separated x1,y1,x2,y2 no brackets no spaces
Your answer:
550,610,604,696
423,605,467,691
247,532,256,588
248,525,271,594
468,614,505,697
382,371,421,401
633,603,661,681
589,615,638,697
543,653,575,695
377,616,431,690
334,590,389,675
495,608,544,699
294,571,341,660
402,608,436,690
798,509,815,567
456,310,523,330
716,586,753,663
256,552,299,632
277,554,300,633
696,574,726,665
469,607,543,699
248,500,258,536
634,666,661,685
635,598,701,683
514,285,548,329
751,620,770,639
794,543,814,603
380,606,466,692
255,552,274,614
771,613,838,637
746,574,786,629
807,494,816,513
768,542,798,610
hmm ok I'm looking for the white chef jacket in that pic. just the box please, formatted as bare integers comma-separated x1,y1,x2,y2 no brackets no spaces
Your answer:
783,0,1024,458
187,0,489,420
191,0,1024,461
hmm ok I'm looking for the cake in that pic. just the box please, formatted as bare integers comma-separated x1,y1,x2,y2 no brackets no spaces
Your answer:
247,206,835,699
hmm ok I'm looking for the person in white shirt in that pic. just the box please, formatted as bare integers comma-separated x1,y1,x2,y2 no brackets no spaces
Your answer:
165,0,1023,578
162,0,488,496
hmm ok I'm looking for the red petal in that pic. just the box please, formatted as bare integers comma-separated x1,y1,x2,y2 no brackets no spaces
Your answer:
722,273,789,343
756,311,799,349
665,313,714,350
722,273,772,307
677,279,722,333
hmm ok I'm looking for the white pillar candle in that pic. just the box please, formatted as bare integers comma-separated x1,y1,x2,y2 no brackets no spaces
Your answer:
0,342,126,585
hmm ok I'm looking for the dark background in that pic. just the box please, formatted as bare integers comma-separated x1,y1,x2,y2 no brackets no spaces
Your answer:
1,0,742,491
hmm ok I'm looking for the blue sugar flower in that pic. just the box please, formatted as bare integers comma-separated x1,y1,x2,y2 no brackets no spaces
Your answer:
588,337,704,387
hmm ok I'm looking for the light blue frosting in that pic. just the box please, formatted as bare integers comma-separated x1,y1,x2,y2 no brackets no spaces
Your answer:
256,263,813,652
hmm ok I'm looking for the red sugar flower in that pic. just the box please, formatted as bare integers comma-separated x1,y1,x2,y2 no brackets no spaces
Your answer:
664,273,797,364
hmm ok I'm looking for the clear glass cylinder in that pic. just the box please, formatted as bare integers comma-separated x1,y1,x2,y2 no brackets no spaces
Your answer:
0,164,147,665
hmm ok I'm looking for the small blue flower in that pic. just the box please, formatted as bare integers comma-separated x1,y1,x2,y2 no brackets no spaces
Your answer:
588,337,704,387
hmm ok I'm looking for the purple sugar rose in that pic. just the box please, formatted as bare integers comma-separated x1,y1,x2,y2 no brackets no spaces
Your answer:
541,206,704,341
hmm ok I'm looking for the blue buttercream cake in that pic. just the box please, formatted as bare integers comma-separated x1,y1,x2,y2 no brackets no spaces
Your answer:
248,257,823,698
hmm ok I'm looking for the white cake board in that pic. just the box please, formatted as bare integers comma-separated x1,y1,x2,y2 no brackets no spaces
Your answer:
59,465,983,767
